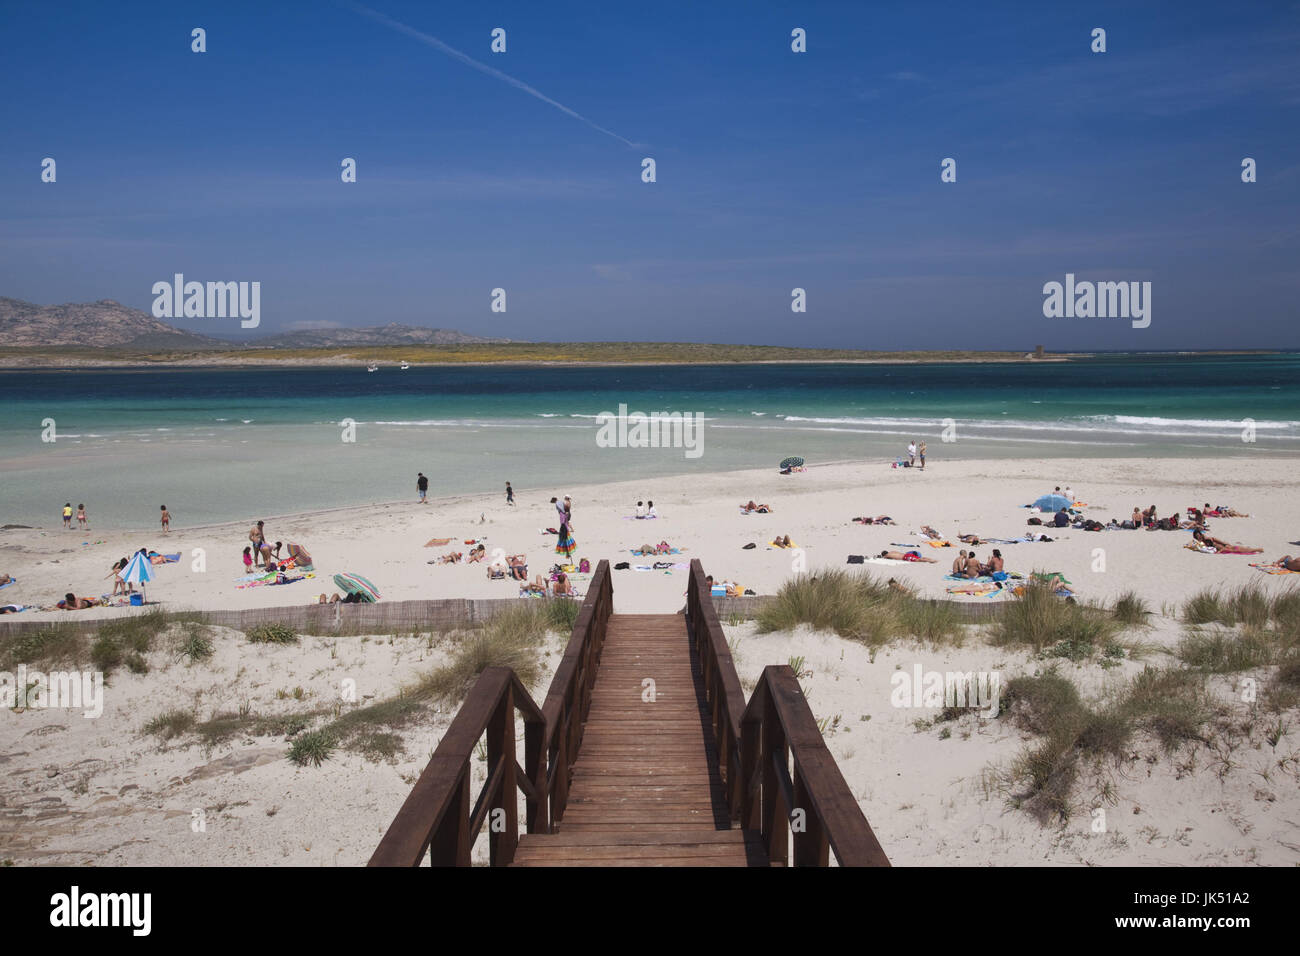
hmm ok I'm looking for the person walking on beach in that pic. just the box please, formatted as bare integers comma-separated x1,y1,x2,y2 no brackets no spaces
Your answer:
160,504,171,534
506,481,515,506
918,441,927,471
76,504,88,529
62,503,73,529
417,472,429,504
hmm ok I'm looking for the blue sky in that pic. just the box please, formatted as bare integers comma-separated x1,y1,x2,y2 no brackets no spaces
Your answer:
2,0,1298,349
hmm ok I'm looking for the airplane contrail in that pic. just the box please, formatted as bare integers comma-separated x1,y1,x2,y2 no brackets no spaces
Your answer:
342,1,641,149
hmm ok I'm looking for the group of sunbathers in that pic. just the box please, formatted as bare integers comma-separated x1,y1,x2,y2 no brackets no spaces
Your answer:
951,549,1004,578
851,515,895,525
740,501,773,514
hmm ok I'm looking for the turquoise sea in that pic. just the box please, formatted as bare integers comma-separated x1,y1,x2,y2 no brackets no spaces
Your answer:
1,354,1296,529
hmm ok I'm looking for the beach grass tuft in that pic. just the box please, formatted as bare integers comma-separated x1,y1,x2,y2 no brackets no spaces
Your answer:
246,622,298,645
756,569,964,647
288,731,334,767
990,579,1120,654
1111,590,1152,627
143,708,196,740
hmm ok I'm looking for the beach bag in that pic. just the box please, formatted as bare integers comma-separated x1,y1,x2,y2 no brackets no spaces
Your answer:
847,554,865,564
578,558,590,573
614,561,630,570
992,571,1008,581
1027,517,1042,526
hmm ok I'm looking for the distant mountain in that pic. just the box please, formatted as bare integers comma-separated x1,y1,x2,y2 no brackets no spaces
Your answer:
0,297,227,349
250,323,511,348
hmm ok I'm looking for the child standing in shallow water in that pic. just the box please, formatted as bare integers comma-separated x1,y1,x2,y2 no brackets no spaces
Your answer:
160,505,171,534
76,504,87,528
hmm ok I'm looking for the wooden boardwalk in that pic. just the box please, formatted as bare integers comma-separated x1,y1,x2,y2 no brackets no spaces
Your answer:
512,613,769,867
369,560,888,868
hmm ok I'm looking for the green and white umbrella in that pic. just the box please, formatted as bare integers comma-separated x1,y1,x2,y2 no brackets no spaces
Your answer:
780,456,805,470
333,572,380,603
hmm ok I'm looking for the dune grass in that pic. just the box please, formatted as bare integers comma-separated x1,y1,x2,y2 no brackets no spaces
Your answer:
1110,590,1152,627
756,569,965,647
989,579,1121,655
1181,583,1294,630
996,665,1212,823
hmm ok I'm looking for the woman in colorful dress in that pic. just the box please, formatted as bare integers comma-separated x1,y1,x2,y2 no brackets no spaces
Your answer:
555,495,576,559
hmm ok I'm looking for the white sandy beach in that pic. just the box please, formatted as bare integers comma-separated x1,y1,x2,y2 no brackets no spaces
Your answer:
2,456,1296,617
2,456,1298,866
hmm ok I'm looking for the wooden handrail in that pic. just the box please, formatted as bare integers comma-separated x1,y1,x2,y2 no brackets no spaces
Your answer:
368,666,545,866
368,562,613,865
685,559,747,817
540,559,613,827
741,666,891,867
685,558,889,867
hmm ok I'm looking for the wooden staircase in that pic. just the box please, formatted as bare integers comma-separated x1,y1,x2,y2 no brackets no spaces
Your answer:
512,613,768,866
369,560,889,868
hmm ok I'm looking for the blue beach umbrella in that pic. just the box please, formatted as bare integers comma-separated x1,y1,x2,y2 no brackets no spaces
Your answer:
1033,494,1072,513
119,551,154,598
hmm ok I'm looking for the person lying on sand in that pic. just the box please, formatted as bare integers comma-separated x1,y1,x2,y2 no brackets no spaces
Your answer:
879,550,937,563
438,551,464,564
58,592,95,610
0,573,10,586
465,544,487,563
771,535,794,548
921,525,943,540
506,555,528,580
1273,555,1300,572
741,501,772,513
1192,530,1231,551
852,515,894,525
957,533,982,545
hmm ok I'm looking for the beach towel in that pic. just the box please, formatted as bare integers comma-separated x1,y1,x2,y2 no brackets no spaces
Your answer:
944,572,1023,584
424,538,453,547
863,557,911,566
946,583,1001,597
1250,563,1299,575
927,540,952,548
0,578,14,590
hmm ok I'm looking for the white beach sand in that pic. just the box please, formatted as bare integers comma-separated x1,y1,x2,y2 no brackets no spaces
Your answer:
2,456,1297,866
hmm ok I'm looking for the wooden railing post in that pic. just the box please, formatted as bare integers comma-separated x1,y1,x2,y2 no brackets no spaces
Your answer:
792,764,829,866
524,707,545,834
761,691,788,866
486,682,518,866
427,769,471,866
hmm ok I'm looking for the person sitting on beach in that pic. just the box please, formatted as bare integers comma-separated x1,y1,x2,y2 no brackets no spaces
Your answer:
646,501,658,518
58,592,95,610
879,550,937,563
962,553,983,578
635,500,646,518
983,549,1005,575
656,540,672,554
952,550,967,575
772,535,793,549
1141,505,1157,527
553,571,573,596
1272,555,1300,572
466,544,487,563
1053,508,1070,528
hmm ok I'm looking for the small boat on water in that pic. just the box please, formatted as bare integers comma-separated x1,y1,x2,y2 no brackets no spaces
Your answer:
400,361,410,370
367,363,378,373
